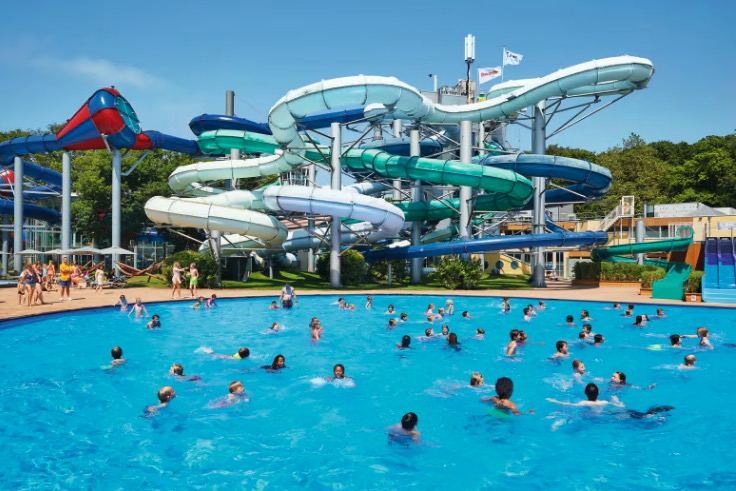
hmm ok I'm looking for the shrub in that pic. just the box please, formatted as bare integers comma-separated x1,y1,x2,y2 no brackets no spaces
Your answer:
573,261,601,281
368,259,408,284
596,262,665,283
430,256,483,290
641,269,666,288
162,250,219,288
687,270,704,293
316,249,366,286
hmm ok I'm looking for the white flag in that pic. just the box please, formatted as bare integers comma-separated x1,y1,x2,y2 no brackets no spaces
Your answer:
503,48,523,66
478,66,503,85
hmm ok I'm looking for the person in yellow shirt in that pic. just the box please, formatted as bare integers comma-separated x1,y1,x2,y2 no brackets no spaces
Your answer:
58,256,74,301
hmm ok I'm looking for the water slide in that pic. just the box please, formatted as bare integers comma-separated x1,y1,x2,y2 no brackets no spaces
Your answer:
144,56,652,260
591,227,694,300
701,237,736,303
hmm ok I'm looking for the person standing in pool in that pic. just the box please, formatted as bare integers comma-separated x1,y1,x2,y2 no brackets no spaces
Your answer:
280,282,297,309
171,261,186,299
188,263,199,298
366,295,373,309
483,377,533,416
506,329,520,357
128,297,149,318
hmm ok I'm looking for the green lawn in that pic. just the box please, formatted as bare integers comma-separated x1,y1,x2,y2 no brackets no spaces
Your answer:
125,270,532,291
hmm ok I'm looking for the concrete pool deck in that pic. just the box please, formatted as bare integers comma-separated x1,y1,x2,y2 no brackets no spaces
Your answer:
0,281,727,322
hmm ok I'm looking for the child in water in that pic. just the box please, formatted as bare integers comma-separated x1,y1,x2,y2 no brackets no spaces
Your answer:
387,412,420,445
192,296,205,309
128,297,149,318
269,300,280,310
445,299,455,315
264,354,286,371
147,314,161,329
114,294,128,311
145,386,176,415
169,363,201,382
397,335,412,349
483,377,533,416
111,346,126,366
206,294,217,308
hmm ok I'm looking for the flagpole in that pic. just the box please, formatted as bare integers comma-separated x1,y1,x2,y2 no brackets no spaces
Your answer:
501,46,505,82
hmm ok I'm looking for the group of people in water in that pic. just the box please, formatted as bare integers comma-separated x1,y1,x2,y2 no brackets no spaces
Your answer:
105,290,716,442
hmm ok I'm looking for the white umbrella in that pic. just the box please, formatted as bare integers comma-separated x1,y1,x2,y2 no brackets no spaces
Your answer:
99,246,135,255
46,249,66,255
61,246,103,255
18,249,44,255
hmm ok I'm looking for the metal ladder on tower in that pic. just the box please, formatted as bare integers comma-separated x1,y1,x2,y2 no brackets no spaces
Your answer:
597,196,635,232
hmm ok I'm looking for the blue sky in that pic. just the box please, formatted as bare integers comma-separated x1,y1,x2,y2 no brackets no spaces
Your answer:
1,0,733,153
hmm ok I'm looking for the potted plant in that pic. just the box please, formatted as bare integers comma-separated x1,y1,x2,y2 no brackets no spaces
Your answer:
685,271,704,302
640,271,655,297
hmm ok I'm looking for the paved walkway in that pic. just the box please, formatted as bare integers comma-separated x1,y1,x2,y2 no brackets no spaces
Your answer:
0,281,724,322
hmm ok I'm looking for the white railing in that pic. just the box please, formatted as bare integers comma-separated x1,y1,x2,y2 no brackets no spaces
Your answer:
597,196,635,231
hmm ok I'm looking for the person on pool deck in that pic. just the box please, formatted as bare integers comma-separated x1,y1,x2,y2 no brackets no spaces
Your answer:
203,347,250,360
263,354,286,371
94,265,105,294
506,329,520,357
206,294,217,308
385,304,395,315
572,359,587,382
445,299,455,315
269,300,279,310
188,263,199,298
470,373,484,387
169,363,201,382
111,346,126,366
114,294,129,311
366,295,373,309
128,297,149,318
147,314,161,329
551,340,569,359
546,383,622,407
59,256,74,302
396,335,412,349
192,296,205,309
280,282,297,309
146,386,176,415
171,261,186,299
680,354,697,369
387,412,420,445
483,376,533,416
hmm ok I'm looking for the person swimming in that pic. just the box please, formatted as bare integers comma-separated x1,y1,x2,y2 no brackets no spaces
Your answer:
365,295,373,309
506,329,520,357
145,386,176,416
439,324,450,337
446,333,461,348
202,347,250,359
470,373,484,387
385,304,395,315
192,296,205,309
551,340,569,359
461,311,471,319
475,328,485,339
386,318,397,329
169,363,201,382
329,364,350,381
547,383,622,408
270,322,280,332
565,315,575,326
593,333,604,346
269,300,280,310
680,354,697,369
400,312,408,322
147,314,161,329
610,371,655,390
387,412,420,445
572,359,586,381
206,294,217,308
110,346,125,366
263,354,286,371
483,376,532,416
633,315,646,327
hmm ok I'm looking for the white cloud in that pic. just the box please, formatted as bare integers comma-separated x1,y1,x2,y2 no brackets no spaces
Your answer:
31,56,165,89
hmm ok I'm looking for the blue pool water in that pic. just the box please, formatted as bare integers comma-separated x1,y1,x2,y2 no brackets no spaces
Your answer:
1,294,735,489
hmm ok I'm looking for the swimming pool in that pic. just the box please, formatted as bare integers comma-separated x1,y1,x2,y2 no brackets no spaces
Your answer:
1,294,734,489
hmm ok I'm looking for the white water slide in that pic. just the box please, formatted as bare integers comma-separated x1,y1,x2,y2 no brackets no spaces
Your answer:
144,56,654,255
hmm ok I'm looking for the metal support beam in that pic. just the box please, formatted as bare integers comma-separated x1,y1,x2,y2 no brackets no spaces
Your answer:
307,163,316,272
2,215,8,276
13,157,23,273
410,128,422,283
112,149,122,273
392,120,402,202
61,152,72,250
530,101,547,288
459,121,473,242
329,122,342,288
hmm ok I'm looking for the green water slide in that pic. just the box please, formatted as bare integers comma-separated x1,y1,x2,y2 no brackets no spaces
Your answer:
591,227,694,300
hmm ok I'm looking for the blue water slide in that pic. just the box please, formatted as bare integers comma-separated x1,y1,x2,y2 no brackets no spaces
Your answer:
189,115,272,136
364,226,607,262
143,131,200,155
296,108,367,130
717,238,736,288
359,137,442,157
0,199,60,223
478,154,612,204
0,135,64,187
704,237,719,289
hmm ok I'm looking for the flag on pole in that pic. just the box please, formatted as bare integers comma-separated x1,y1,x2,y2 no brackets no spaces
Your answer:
478,66,503,85
503,48,523,66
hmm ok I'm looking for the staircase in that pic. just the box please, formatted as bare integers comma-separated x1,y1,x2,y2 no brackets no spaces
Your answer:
597,196,635,232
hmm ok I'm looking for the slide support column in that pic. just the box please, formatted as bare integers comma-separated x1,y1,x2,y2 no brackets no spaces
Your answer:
410,127,422,283
13,157,24,272
62,152,72,250
112,149,121,274
459,121,473,243
330,122,342,288
635,219,646,265
307,163,316,272
531,100,547,288
2,215,8,276
392,120,402,201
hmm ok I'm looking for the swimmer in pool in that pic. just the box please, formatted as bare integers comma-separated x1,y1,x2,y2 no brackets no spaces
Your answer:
475,328,485,339
526,304,537,317
192,296,205,309
483,376,532,416
445,299,455,315
633,315,646,327
366,295,373,309
397,335,412,349
523,307,532,322
572,359,586,382
387,412,420,445
506,329,520,357
400,312,408,322
111,346,125,366
610,371,655,390
202,347,250,359
551,340,569,359
424,303,435,317
269,301,279,310
206,294,217,308
501,297,511,313
329,364,351,381
428,308,445,321
699,329,713,349
227,381,248,401
114,294,128,312
669,334,682,347
461,311,471,319
386,318,397,329
580,309,592,321
385,304,395,315
593,334,604,346
538,300,546,310
517,330,528,345
270,322,280,332
439,324,450,337
264,354,286,371
169,363,201,382
565,315,575,327
470,373,484,387
622,309,633,318
145,386,176,415
653,308,665,319
612,302,621,310
147,314,161,329
446,333,461,348
680,354,697,369
311,323,321,341
546,383,622,407
128,297,149,318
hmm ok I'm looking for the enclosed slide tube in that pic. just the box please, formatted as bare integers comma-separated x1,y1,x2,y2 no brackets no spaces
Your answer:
590,227,693,262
